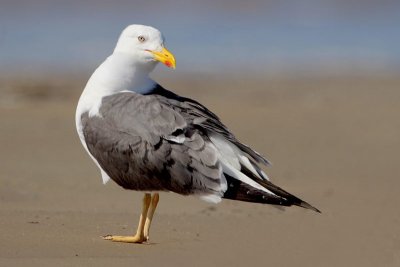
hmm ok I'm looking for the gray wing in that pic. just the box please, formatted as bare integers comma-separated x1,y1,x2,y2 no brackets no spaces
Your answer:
148,86,270,166
148,85,270,180
81,91,225,196
81,86,320,212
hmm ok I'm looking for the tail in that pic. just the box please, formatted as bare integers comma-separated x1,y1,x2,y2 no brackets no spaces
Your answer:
223,174,321,213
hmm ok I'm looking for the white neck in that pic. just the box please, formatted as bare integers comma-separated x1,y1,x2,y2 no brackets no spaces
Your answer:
89,52,156,95
76,52,157,119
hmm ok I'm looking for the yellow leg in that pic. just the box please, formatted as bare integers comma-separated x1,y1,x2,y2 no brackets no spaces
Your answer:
102,193,151,243
143,193,159,241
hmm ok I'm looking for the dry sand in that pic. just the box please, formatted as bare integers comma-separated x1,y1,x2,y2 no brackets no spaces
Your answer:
0,74,399,266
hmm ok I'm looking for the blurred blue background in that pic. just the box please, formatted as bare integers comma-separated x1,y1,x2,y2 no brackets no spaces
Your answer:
0,0,399,75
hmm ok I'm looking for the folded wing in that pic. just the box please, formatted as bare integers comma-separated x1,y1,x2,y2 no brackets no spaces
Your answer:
81,84,319,211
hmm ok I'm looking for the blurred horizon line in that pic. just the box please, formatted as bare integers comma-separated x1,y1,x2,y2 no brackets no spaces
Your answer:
1,63,399,83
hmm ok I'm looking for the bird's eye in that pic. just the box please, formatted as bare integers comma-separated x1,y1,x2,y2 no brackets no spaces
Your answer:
138,36,146,42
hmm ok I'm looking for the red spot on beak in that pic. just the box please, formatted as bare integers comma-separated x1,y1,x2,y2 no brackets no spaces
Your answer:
165,61,172,67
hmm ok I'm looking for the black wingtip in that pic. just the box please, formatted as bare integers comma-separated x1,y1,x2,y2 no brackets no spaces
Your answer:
222,173,321,213
253,178,321,213
298,200,321,213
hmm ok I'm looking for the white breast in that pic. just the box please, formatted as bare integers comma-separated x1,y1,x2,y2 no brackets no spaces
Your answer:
75,53,156,184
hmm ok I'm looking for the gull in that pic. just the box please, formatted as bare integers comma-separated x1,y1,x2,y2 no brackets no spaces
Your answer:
76,24,319,244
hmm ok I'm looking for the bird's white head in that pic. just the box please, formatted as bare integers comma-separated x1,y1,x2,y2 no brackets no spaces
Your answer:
114,24,176,70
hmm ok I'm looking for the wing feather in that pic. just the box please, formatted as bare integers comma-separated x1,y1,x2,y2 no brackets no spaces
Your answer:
81,85,318,211
82,91,226,198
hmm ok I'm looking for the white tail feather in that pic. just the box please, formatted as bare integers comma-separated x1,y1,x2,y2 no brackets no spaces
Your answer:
210,134,272,191
220,161,276,196
199,194,222,204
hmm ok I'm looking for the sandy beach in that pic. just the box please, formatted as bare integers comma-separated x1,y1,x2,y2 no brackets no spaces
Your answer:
1,74,399,266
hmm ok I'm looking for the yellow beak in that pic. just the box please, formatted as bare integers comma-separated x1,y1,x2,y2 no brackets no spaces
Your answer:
147,47,176,69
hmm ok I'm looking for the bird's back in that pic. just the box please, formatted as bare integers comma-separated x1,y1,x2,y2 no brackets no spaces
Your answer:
79,84,319,212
